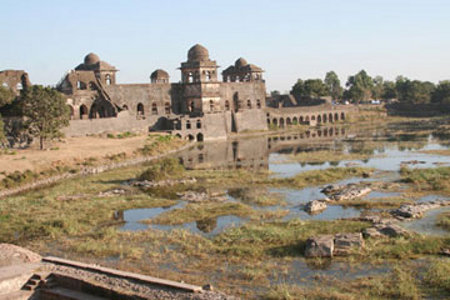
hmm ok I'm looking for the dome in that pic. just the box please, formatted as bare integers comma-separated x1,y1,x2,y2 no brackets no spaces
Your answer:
84,53,100,65
187,44,209,62
150,69,169,80
235,57,248,68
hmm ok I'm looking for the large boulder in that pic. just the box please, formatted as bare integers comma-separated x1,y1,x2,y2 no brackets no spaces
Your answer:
304,200,327,214
304,235,334,257
334,233,364,256
322,183,371,201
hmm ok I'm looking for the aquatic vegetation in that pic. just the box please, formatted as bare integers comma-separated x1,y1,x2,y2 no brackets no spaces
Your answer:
289,150,373,163
436,211,450,231
401,166,450,195
338,196,412,209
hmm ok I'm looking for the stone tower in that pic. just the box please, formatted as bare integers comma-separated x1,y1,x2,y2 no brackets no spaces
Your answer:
180,44,221,116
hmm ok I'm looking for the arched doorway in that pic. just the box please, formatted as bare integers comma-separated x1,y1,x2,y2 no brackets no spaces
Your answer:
79,105,88,119
137,103,144,117
196,133,204,142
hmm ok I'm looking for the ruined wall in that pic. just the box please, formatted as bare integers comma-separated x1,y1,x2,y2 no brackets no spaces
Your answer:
219,81,266,110
0,70,31,95
63,112,159,136
105,83,183,116
234,109,268,132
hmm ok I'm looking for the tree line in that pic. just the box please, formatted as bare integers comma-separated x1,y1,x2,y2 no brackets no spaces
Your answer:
285,70,450,105
0,85,69,150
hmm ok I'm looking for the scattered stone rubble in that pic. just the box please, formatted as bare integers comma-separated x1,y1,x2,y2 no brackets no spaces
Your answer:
304,200,328,214
131,178,197,188
321,183,372,201
176,191,227,203
390,199,450,220
305,233,364,257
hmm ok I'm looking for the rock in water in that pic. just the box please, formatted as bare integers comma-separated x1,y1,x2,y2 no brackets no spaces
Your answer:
304,200,327,214
304,235,334,257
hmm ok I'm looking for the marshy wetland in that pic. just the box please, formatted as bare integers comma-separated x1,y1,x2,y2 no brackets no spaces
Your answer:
1,117,450,299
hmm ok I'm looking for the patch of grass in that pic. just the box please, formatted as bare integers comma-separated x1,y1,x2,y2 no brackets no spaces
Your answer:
138,157,184,181
214,219,370,258
423,259,450,294
106,131,137,139
278,167,374,189
418,149,450,156
339,197,412,209
366,235,449,259
436,211,450,231
138,134,185,156
145,202,255,225
401,166,450,195
228,187,286,206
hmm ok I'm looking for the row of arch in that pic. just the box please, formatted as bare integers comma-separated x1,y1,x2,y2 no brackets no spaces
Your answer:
268,127,347,144
184,70,216,83
268,112,346,127
175,132,204,142
136,102,171,117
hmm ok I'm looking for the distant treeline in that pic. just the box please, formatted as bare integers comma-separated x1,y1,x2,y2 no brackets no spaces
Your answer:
272,70,449,105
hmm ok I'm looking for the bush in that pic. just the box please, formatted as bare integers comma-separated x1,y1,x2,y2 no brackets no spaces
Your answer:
138,157,184,181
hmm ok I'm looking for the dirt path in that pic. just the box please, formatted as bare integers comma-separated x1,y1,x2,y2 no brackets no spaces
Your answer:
0,135,149,175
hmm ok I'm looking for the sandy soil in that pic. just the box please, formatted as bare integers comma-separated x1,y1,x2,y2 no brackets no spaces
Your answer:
0,134,149,174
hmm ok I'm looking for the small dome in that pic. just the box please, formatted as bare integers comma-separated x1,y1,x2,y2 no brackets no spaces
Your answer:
84,53,100,65
187,44,209,62
235,57,248,68
150,69,169,80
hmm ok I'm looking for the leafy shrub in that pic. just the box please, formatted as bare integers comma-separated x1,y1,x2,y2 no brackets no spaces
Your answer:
138,157,184,181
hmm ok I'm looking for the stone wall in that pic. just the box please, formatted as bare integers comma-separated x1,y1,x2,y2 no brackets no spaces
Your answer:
63,112,157,136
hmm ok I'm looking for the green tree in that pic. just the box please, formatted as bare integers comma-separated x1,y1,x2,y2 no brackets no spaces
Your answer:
303,79,328,98
270,90,281,97
396,78,435,104
291,79,305,100
324,71,342,100
431,81,450,105
372,76,384,100
0,85,16,108
382,80,397,100
346,70,374,103
19,85,70,150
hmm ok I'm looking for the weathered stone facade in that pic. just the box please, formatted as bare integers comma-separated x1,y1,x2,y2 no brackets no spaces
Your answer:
2,44,354,141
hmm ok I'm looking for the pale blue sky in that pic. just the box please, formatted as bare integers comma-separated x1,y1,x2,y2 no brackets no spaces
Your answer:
1,0,449,92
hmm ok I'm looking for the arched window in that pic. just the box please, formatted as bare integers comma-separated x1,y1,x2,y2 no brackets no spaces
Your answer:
329,113,333,122
151,103,158,115
317,115,322,123
187,134,195,141
210,100,214,112
341,112,346,120
196,119,201,129
137,103,144,116
194,71,200,82
188,72,194,83
186,120,191,130
189,101,195,112
272,118,278,126
256,99,261,109
279,118,285,128
106,74,111,85
79,105,88,119
335,113,339,121
247,100,252,109
293,117,298,124
165,102,171,114
323,114,327,123
311,116,315,121
89,82,96,90
286,117,291,125
300,116,304,123
205,71,211,81
122,105,128,110
197,133,204,142
225,100,230,111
